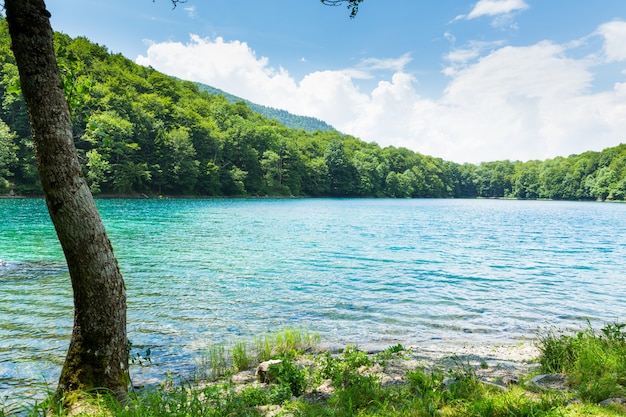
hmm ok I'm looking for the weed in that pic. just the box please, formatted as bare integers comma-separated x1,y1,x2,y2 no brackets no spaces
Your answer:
201,344,228,380
537,322,626,403
341,345,372,369
254,335,273,363
232,341,251,371
600,321,626,343
386,343,405,354
375,343,406,362
267,352,308,399
274,327,319,353
316,345,372,387
253,327,320,363
445,359,483,401
537,326,578,373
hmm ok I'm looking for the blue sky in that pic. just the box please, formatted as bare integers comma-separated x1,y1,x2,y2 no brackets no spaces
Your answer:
46,0,626,164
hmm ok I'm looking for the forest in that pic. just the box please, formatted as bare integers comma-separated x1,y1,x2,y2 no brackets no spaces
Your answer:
0,20,625,201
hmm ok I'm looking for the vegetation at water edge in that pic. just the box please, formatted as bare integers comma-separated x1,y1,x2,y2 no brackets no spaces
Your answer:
2,323,625,416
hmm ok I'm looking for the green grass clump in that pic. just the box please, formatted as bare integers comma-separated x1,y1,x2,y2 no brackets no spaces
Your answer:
313,346,382,414
267,352,308,402
538,321,626,403
254,327,321,362
202,345,228,380
197,327,320,380
231,340,251,372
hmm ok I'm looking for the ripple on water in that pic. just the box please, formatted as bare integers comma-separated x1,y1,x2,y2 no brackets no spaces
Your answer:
1,198,626,401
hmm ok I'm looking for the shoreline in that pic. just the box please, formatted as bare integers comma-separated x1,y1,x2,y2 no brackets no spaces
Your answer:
320,335,540,366
2,194,625,203
402,341,541,375
1,340,542,400
127,339,543,390
330,339,541,377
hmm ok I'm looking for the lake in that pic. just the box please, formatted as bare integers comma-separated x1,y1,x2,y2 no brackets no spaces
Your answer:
1,198,625,401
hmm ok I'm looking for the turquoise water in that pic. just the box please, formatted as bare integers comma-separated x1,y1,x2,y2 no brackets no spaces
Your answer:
1,198,625,400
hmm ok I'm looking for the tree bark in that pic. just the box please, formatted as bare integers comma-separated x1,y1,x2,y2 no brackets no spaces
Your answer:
5,0,128,400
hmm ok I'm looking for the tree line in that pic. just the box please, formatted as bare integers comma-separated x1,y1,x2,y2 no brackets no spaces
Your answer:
0,22,624,201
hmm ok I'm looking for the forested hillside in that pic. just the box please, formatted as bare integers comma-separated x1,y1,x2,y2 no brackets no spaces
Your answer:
195,83,335,133
0,20,624,200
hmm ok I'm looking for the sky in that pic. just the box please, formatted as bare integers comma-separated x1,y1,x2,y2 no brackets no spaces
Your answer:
45,0,626,164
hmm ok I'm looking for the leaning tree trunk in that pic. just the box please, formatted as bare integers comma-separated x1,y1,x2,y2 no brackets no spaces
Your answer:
5,0,128,400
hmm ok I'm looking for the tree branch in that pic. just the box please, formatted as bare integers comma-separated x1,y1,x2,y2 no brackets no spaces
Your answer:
321,0,363,18
152,0,188,9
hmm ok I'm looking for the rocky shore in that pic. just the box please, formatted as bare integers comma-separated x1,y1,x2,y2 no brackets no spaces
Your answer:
312,340,542,388
215,341,549,417
228,341,542,398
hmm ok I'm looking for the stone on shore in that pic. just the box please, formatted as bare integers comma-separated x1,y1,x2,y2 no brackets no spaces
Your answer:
256,359,282,383
528,373,569,391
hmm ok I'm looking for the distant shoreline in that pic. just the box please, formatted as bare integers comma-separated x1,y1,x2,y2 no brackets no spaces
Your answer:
1,194,625,203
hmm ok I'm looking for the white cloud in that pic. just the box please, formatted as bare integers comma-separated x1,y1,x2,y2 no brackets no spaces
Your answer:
357,54,412,72
443,40,505,75
454,0,529,28
431,42,600,161
183,6,196,18
137,29,626,164
137,35,298,107
467,0,529,19
597,20,626,62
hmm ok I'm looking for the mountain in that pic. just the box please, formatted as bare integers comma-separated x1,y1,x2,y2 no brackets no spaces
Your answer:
194,82,336,133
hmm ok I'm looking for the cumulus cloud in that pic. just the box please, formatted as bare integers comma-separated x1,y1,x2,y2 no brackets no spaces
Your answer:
137,28,626,164
137,35,297,107
597,20,626,62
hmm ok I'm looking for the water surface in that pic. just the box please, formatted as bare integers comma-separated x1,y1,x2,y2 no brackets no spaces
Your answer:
1,198,625,400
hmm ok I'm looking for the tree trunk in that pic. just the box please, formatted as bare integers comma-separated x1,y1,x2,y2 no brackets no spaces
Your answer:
5,0,128,400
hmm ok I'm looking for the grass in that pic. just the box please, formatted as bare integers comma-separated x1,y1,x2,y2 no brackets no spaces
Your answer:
3,323,626,417
537,321,626,403
194,327,321,380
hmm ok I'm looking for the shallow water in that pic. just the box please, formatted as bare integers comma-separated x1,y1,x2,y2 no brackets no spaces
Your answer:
1,198,625,400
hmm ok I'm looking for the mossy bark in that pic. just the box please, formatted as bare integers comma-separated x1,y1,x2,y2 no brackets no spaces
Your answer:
5,0,128,400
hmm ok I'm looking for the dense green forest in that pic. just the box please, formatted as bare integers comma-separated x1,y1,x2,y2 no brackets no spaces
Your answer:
0,20,624,200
